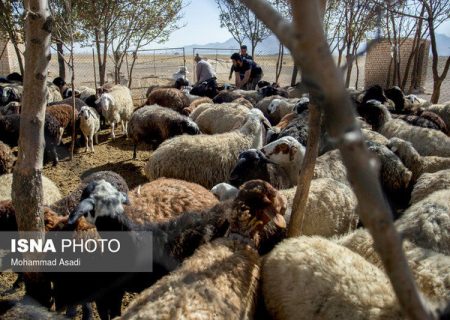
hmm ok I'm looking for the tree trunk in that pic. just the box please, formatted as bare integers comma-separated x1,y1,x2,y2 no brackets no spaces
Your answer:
344,53,353,88
56,41,65,80
290,65,298,86
354,55,359,89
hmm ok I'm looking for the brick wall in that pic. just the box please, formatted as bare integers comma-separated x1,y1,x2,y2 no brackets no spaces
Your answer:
365,38,430,91
0,33,23,76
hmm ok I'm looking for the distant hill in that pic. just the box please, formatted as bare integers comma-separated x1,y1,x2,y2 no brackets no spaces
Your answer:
183,33,450,56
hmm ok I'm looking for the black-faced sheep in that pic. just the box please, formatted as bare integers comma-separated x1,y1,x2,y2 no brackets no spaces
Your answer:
228,149,292,189
65,179,286,319
0,140,15,174
361,100,450,157
387,137,450,182
263,236,404,320
190,102,250,134
143,88,190,113
78,106,100,153
96,84,134,139
0,173,61,205
257,82,289,98
127,178,219,224
0,83,22,106
145,108,271,189
119,180,287,320
128,104,200,159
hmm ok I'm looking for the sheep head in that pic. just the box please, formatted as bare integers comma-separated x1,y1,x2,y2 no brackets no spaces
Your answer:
96,93,114,113
79,106,93,121
261,136,305,165
267,99,282,115
229,149,273,187
228,180,286,246
68,180,129,226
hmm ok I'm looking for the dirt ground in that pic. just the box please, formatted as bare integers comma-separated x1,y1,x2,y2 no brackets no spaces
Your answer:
0,128,152,319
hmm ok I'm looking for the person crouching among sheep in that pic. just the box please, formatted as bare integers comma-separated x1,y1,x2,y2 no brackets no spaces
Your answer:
230,52,263,90
190,54,217,98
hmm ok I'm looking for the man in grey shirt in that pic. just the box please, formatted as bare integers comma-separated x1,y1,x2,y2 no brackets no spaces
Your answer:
194,54,215,84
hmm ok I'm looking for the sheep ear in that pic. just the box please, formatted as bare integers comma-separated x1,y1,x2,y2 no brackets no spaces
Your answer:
272,214,286,228
68,198,95,225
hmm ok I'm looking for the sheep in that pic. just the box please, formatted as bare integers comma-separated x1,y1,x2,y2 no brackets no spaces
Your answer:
0,140,15,174
191,102,250,134
267,98,299,124
47,83,63,103
255,95,289,124
0,114,20,146
361,99,450,157
233,89,264,104
145,108,271,189
77,85,96,101
257,82,289,98
43,112,65,166
336,230,450,302
0,173,61,205
0,101,21,115
46,103,78,145
228,149,293,189
128,104,200,159
127,178,219,224
387,137,450,182
119,180,287,320
48,97,87,112
232,96,254,109
212,90,243,104
263,236,405,320
0,83,22,106
50,170,129,216
425,103,450,129
415,109,448,135
392,113,446,134
96,84,134,139
361,128,389,145
181,96,213,115
66,179,286,319
143,88,190,113
410,170,450,205
78,106,100,153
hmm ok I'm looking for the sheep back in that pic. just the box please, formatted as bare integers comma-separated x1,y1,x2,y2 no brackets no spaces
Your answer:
182,97,213,115
120,238,260,320
410,169,450,205
426,103,450,130
0,173,61,205
263,236,403,320
103,84,134,123
145,88,189,113
193,103,250,134
128,178,219,224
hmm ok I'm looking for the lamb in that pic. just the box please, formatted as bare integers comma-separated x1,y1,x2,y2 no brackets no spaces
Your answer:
50,170,129,216
145,108,271,189
387,137,450,182
65,179,286,319
263,236,404,320
0,140,15,174
228,149,293,189
127,178,219,224
128,104,200,159
119,180,287,320
46,103,78,145
143,88,190,113
96,84,134,139
410,170,450,205
78,106,100,153
191,102,250,134
361,99,450,157
0,173,61,205
181,96,213,115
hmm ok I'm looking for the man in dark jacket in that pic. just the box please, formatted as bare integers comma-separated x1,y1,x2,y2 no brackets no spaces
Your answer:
229,45,253,81
230,52,263,90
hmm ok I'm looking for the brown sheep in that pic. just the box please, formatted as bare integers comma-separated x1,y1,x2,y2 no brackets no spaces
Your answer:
143,88,190,113
182,97,213,115
46,103,79,144
212,90,243,104
0,141,15,174
128,178,219,224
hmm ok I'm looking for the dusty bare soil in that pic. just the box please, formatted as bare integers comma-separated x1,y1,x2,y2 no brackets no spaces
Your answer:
0,128,152,319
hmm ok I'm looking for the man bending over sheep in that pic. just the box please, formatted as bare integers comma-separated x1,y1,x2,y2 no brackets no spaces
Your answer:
230,52,263,90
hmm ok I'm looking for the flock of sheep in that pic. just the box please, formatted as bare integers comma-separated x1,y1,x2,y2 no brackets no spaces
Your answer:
0,75,449,319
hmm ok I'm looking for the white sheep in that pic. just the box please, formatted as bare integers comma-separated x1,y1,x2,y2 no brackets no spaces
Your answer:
267,98,299,122
364,100,450,157
263,236,404,320
77,86,96,101
190,102,250,134
96,84,133,139
410,169,450,205
145,108,271,189
78,106,100,153
0,173,61,205
278,178,359,237
387,137,450,182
